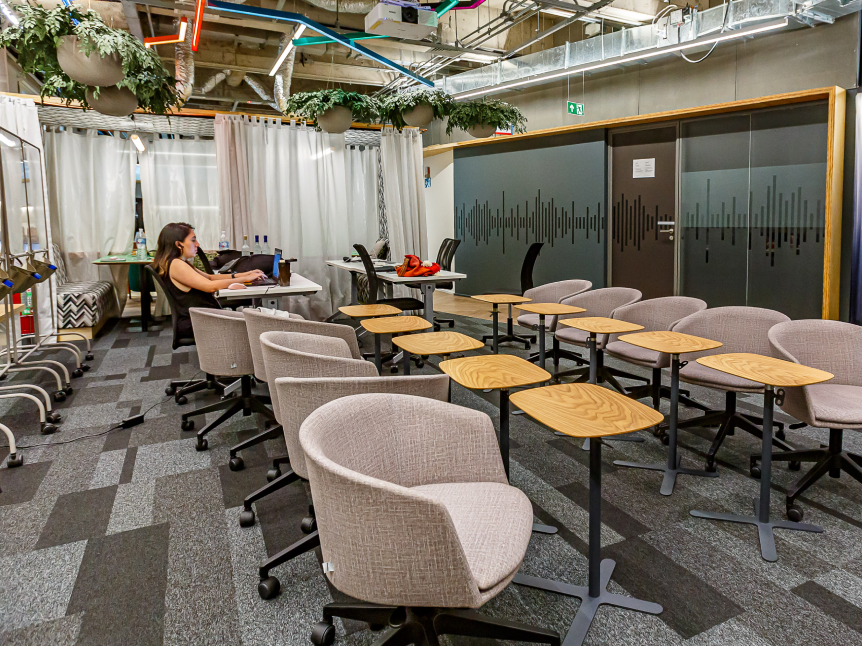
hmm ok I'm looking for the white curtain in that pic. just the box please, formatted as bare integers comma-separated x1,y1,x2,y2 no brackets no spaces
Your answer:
139,136,220,251
215,115,379,319
380,128,428,264
345,145,380,249
44,128,136,315
0,96,55,337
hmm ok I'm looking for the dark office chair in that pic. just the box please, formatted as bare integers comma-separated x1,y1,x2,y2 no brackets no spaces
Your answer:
480,242,542,350
145,265,224,404
354,244,425,313
407,238,461,331
195,247,216,274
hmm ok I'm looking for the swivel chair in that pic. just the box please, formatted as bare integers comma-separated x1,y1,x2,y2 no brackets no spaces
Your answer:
301,393,560,646
354,243,425,314
517,279,592,366
481,242,543,350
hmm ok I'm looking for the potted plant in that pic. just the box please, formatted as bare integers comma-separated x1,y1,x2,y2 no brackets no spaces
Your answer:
446,98,528,138
284,89,381,134
0,4,180,115
380,88,455,130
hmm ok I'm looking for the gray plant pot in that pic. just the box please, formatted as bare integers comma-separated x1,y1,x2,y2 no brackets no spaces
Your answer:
57,36,125,87
316,106,353,134
466,123,498,138
86,86,138,117
402,103,434,127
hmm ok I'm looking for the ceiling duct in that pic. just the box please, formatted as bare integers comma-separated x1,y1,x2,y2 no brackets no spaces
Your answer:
302,0,376,13
174,17,194,104
273,33,296,113
200,69,229,94
243,74,280,111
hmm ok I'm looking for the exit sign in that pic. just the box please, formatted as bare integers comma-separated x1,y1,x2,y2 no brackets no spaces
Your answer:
567,101,585,116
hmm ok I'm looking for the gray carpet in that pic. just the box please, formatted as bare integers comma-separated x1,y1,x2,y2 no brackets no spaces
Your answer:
2,313,862,646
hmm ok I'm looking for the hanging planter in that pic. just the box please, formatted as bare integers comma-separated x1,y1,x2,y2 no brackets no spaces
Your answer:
85,85,139,117
447,99,528,139
284,89,381,133
380,88,455,130
0,4,180,115
56,35,124,87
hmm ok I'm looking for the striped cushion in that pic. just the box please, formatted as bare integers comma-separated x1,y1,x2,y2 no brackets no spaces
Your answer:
57,280,113,328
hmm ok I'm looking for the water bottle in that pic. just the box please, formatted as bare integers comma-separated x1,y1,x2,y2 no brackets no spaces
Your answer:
241,235,251,256
253,235,262,255
134,228,142,253
138,231,147,259
262,235,270,255
218,231,229,251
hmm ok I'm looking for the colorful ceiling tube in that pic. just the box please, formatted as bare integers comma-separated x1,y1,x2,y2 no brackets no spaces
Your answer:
145,16,187,48
192,0,205,51
206,0,434,86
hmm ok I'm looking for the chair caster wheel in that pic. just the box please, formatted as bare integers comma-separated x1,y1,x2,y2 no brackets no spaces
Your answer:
776,429,786,441
661,435,669,446
705,459,717,473
369,624,386,632
72,368,83,378
86,353,94,361
414,359,424,369
239,509,255,527
6,453,23,467
266,468,280,482
258,576,281,600
300,516,317,534
64,387,73,395
229,456,244,471
53,391,66,402
181,419,194,431
789,460,801,471
176,395,188,405
310,621,335,646
525,342,531,350
41,423,57,435
787,505,803,522
447,321,454,328
165,385,176,396
195,437,208,451
48,412,61,423
750,466,761,479
81,364,90,372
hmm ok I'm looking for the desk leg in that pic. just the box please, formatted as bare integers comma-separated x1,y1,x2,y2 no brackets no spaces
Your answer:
402,349,411,375
140,266,152,332
420,283,435,324
515,438,662,646
499,388,509,480
374,334,382,374
493,306,499,354
690,386,822,561
385,282,394,300
614,355,718,494
538,316,546,371
351,272,358,305
580,336,599,450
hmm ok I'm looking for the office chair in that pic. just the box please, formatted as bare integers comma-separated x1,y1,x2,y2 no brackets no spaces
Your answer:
406,238,461,331
301,393,560,646
145,265,224,404
669,306,792,470
481,242,544,350
250,331,449,600
518,279,592,366
180,308,275,451
195,247,216,274
354,243,425,313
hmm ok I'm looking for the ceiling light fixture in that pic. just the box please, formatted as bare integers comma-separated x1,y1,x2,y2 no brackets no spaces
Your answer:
0,132,18,147
269,24,305,76
0,0,18,26
192,0,205,51
144,16,187,48
456,19,788,99
131,134,146,152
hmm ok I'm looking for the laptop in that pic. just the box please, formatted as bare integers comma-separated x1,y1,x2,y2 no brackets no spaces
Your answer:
246,247,282,286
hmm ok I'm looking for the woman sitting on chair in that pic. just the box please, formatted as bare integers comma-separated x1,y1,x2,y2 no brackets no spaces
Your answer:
153,222,263,338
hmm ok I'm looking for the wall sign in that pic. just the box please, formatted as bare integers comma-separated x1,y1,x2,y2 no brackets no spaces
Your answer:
633,158,655,178
567,101,585,116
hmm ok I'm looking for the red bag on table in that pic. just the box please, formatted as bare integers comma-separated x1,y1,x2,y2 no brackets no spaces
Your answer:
395,255,440,277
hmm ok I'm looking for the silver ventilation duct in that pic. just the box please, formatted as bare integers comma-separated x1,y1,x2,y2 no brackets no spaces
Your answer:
273,33,296,113
243,74,279,111
174,18,194,104
201,69,229,94
302,0,375,13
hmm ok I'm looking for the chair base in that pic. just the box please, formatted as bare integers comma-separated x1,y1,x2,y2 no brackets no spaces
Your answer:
228,423,284,469
310,604,560,646
624,368,708,411
167,373,225,404
755,428,862,520
432,316,455,332
179,376,274,451
258,528,320,600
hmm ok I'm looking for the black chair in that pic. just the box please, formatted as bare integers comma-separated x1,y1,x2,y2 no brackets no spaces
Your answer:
146,265,225,404
481,242,542,350
354,244,425,313
196,247,216,275
406,238,461,332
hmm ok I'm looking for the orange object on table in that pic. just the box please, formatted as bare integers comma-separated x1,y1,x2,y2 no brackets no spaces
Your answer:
395,255,440,277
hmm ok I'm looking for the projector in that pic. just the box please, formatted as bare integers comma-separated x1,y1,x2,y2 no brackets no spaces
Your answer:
365,1,437,39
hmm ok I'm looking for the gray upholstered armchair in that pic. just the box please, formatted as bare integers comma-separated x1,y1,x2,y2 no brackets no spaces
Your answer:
517,279,592,366
767,320,862,522
249,330,450,602
300,393,560,646
670,306,792,470
181,308,275,451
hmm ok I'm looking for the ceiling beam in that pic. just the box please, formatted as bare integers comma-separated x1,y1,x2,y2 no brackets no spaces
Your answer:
121,0,146,40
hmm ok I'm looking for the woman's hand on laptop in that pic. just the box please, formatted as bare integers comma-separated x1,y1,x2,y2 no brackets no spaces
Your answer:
238,269,265,281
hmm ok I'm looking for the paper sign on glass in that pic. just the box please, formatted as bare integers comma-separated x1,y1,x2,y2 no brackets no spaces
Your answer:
633,158,655,178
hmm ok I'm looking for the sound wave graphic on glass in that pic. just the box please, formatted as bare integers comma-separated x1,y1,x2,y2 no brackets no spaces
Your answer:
455,190,604,253
611,194,671,252
681,176,824,267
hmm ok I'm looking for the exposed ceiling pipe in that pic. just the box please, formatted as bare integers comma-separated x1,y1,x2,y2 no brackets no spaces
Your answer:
272,33,297,113
200,69,230,93
174,17,195,104
301,0,376,13
226,70,247,87
243,74,280,111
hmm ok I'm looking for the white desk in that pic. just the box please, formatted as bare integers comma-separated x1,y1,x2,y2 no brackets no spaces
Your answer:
326,259,466,324
216,273,322,308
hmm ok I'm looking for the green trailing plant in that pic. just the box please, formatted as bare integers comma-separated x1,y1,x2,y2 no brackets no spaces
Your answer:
379,88,455,130
446,98,527,135
0,4,180,114
283,89,381,129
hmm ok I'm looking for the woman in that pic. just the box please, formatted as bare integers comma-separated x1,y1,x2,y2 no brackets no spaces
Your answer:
152,222,264,338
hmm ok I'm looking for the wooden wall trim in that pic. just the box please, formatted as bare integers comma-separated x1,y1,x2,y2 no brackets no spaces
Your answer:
423,87,836,158
824,85,846,320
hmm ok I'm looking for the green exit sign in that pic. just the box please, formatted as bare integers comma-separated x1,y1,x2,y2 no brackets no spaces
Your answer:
567,101,585,116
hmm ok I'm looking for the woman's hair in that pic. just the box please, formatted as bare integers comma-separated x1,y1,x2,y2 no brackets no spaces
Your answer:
153,222,194,276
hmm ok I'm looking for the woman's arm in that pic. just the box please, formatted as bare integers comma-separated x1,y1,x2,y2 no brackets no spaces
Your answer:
170,259,242,293
197,266,263,282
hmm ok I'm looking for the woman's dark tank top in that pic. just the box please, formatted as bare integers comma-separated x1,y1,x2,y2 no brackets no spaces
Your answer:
163,265,220,320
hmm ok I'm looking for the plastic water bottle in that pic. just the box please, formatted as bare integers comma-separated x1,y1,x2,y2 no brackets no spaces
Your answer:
241,235,251,256
218,231,229,251
137,231,147,259
134,228,142,253
253,235,262,255
262,235,270,255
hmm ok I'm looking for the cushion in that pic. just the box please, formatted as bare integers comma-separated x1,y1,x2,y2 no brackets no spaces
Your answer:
555,326,608,349
605,340,664,369
517,313,557,331
258,307,304,321
807,384,862,426
679,360,762,393
56,280,113,328
411,482,532,591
